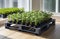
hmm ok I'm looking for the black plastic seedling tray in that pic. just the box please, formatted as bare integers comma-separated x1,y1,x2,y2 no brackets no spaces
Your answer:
0,14,7,18
5,18,55,35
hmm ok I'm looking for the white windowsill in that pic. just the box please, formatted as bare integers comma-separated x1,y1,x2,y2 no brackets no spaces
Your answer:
53,13,60,16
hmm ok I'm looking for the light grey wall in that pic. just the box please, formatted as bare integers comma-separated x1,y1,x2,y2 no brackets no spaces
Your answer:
6,0,9,8
32,0,40,10
40,0,43,11
0,0,4,8
32,0,43,11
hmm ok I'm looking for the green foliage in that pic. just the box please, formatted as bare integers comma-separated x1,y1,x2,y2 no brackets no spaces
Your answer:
8,10,52,26
0,8,24,15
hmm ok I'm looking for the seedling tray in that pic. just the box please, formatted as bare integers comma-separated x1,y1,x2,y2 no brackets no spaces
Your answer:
0,14,7,18
5,18,55,35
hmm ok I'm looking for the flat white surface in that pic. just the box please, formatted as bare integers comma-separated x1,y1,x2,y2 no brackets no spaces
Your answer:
53,13,60,16
18,0,23,8
9,0,13,7
0,18,8,25
56,0,59,13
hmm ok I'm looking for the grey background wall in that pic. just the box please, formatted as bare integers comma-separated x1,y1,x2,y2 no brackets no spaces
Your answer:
32,0,40,10
40,0,43,11
32,0,43,11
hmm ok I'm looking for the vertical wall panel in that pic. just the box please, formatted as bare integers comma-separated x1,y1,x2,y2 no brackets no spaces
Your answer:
32,0,40,10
